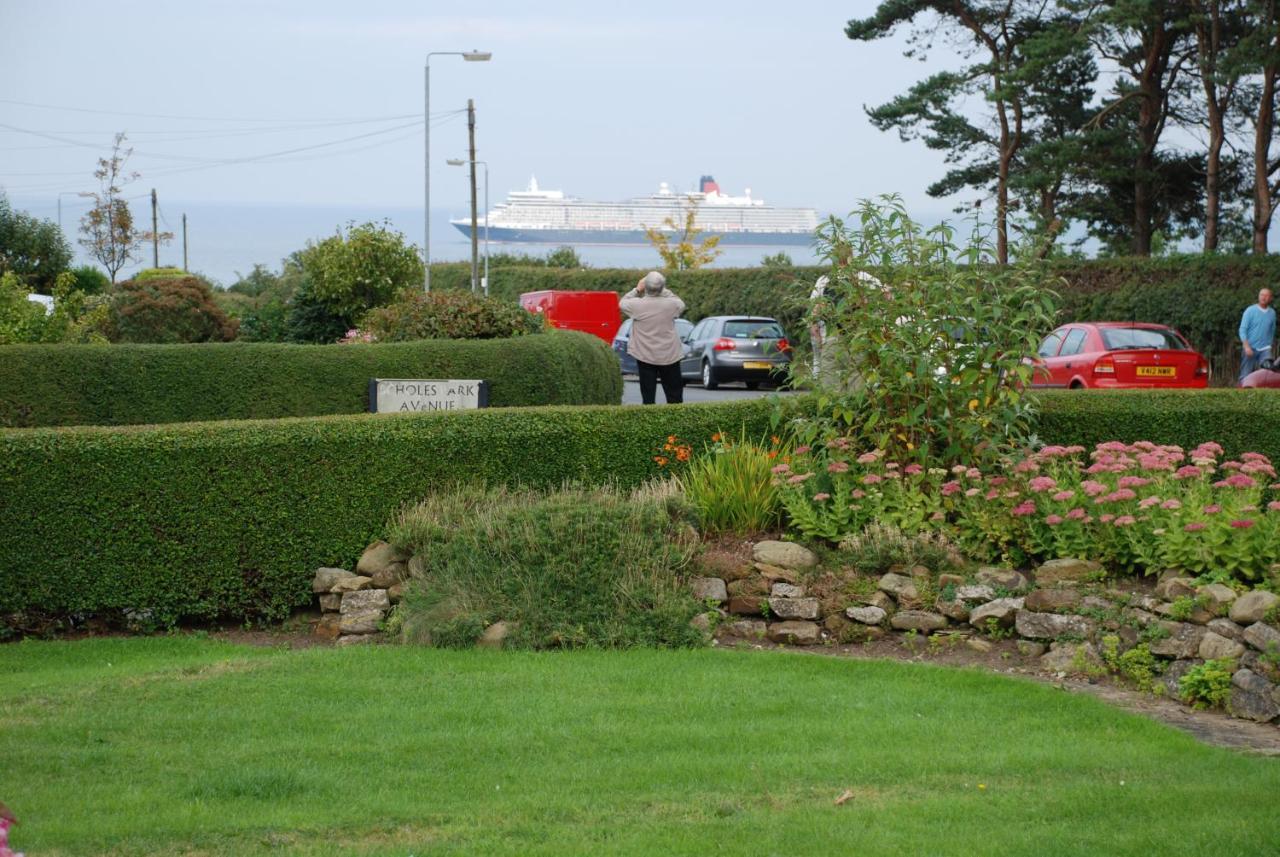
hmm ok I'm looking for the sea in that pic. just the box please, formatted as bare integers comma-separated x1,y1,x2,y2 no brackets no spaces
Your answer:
19,199,823,287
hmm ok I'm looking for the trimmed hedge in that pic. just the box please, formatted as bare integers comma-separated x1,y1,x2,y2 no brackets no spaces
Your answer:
0,331,621,427
1036,389,1280,460
0,399,775,624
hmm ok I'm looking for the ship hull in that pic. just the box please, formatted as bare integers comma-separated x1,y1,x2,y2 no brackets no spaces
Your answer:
450,223,813,246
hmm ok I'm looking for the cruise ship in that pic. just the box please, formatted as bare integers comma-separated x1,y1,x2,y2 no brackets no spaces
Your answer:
450,176,818,246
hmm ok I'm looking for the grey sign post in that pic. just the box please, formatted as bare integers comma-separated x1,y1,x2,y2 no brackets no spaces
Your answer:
369,379,489,413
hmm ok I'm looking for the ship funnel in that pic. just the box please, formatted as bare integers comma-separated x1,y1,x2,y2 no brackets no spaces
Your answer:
699,175,720,194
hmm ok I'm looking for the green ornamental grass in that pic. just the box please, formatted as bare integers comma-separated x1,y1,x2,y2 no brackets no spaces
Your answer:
679,431,786,534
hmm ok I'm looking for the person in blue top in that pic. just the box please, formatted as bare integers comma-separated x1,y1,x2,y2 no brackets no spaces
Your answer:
1238,288,1276,384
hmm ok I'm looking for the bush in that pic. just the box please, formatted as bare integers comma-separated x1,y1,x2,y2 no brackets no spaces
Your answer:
680,431,786,534
0,399,774,626
69,265,110,296
298,221,423,321
389,484,703,649
107,275,238,343
1179,659,1234,709
361,290,539,341
0,331,622,427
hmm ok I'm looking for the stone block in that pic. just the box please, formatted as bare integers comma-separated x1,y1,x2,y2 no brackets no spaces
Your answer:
975,567,1028,592
754,562,798,584
1014,610,1096,641
753,541,817,570
769,597,820,620
1154,572,1197,601
1040,643,1101,674
318,593,341,612
356,539,410,579
846,605,886,625
1231,590,1280,625
727,596,766,616
313,567,356,593
691,577,729,603
954,585,995,603
1198,631,1245,661
1035,557,1102,586
890,610,947,632
339,610,384,635
767,620,821,645
332,575,373,593
1148,622,1206,659
771,582,805,599
340,589,390,614
1244,621,1280,654
1024,589,1080,612
315,613,342,639
1206,617,1244,641
878,572,918,602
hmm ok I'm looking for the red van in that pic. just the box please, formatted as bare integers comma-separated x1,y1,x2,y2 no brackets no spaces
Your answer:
519,290,621,343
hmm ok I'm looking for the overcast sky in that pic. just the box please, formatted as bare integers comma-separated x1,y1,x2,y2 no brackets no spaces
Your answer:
2,0,961,218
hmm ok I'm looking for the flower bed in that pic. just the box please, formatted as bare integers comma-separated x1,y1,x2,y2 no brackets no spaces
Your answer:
776,439,1280,583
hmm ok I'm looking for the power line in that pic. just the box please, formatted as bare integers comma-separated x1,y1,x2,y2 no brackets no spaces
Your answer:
0,97,421,124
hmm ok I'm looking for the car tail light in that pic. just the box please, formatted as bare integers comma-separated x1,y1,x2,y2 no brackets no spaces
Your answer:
1196,356,1209,377
1094,356,1116,376
776,338,791,352
713,337,736,351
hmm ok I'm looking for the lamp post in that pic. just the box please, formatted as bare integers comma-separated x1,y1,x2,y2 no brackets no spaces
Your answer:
425,49,491,292
448,158,489,295
56,191,86,236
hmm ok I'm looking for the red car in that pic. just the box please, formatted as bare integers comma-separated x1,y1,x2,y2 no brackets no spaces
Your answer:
1032,323,1209,389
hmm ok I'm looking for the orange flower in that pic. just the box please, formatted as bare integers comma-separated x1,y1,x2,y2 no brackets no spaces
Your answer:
771,435,781,446
767,450,778,460
653,455,669,466
675,447,691,462
711,432,722,443
667,435,677,444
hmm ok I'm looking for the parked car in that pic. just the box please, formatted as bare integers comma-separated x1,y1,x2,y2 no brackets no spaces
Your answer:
1031,322,1209,389
611,317,694,374
518,290,621,343
1240,358,1280,388
679,316,792,389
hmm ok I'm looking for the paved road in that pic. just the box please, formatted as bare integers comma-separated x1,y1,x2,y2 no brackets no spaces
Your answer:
621,376,793,405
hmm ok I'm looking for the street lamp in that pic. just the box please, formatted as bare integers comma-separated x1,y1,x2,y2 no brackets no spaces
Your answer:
447,158,489,295
425,49,492,292
56,191,88,236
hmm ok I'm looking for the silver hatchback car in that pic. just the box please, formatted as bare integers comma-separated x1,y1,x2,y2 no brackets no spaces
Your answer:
679,316,792,389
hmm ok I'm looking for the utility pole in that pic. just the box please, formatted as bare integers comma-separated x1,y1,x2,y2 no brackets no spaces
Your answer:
182,213,188,272
467,98,479,294
150,188,159,268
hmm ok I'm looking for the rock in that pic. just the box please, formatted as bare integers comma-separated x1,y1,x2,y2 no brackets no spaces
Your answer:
823,614,851,634
1080,595,1114,612
340,589,391,614
339,610,384,635
314,613,342,639
954,585,996,603
1148,622,1206,659
1024,589,1080,612
890,610,948,632
332,575,374,593
753,562,798,584
318,593,341,612
335,633,378,646
1229,669,1280,722
768,597,820,621
935,600,970,622
966,637,994,653
1230,590,1280,624
370,562,408,590
1199,631,1245,660
1016,640,1047,658
1040,643,1101,674
1121,607,1158,627
1206,617,1244,641
1155,602,1215,625
1132,594,1163,612
938,573,965,588
727,577,770,597
767,620,821,645
691,577,729,603
866,591,895,612
387,583,406,604
1035,558,1102,586
1242,651,1280,683
719,619,767,638
753,541,817,570
878,573,919,602
975,567,1028,592
969,597,1025,629
1014,610,1096,641
690,613,713,635
771,582,805,599
407,554,428,579
1154,572,1197,601
313,567,356,593
1198,583,1238,611
727,596,766,616
356,540,409,579
1162,659,1199,698
846,605,887,625
477,621,512,649
1243,621,1280,653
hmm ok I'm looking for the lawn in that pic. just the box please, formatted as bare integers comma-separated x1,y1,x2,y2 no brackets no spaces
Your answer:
2,637,1277,856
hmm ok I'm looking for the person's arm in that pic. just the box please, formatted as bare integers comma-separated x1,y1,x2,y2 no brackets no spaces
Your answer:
619,286,644,316
1240,307,1254,356
662,289,686,316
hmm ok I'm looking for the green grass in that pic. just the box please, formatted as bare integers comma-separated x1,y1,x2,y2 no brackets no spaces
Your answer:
2,638,1278,856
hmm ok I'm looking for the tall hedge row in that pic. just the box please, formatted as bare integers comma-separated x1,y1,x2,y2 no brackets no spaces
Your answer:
437,255,1280,385
0,331,621,428
0,400,776,624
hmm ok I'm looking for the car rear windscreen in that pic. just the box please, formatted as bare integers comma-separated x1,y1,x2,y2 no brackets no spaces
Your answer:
723,320,784,339
1101,328,1190,351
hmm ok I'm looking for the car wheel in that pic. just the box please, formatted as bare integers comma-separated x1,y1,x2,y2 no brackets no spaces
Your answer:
745,381,760,391
702,361,719,390
1069,380,1085,390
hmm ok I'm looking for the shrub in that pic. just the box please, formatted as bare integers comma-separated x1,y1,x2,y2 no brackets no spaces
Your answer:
389,484,703,649
0,191,73,294
0,399,775,626
69,265,111,296
0,331,622,427
298,221,423,321
792,196,1058,465
838,523,964,576
0,271,108,345
107,274,238,343
361,290,539,341
679,431,786,534
1179,659,1234,709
